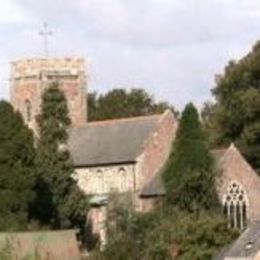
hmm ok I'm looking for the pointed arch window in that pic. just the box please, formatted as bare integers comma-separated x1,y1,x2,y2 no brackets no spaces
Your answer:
119,167,127,192
223,181,248,229
25,99,32,123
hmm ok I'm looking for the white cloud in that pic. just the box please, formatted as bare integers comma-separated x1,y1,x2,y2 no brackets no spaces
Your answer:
0,0,260,109
0,0,31,24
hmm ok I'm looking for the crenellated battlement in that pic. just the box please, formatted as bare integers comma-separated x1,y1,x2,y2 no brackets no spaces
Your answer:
11,57,85,79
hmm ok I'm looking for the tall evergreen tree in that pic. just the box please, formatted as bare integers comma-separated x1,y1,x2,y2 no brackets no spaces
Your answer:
33,83,87,229
0,101,35,230
164,103,218,212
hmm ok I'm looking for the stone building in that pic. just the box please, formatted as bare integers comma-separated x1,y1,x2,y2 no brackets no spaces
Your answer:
10,57,87,132
9,57,260,248
212,144,260,229
9,57,178,245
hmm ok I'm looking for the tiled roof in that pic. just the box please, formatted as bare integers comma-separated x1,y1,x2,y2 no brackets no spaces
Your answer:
68,114,162,167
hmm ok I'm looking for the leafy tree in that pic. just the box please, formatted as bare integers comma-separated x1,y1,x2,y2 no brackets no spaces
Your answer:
96,194,140,260
164,103,218,212
32,83,87,229
88,88,177,121
92,198,236,260
209,41,260,170
0,101,35,230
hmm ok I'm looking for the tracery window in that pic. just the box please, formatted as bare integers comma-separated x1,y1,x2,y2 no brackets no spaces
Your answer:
119,167,127,192
223,181,248,229
25,99,32,122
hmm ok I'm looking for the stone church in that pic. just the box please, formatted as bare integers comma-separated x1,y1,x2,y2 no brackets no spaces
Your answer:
9,57,260,248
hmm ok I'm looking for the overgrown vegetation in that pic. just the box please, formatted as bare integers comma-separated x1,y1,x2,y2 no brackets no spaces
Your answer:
0,101,36,231
31,83,88,229
0,84,88,235
164,103,218,212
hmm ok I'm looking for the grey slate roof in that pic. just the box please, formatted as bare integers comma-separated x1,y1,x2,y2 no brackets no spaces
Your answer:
215,221,260,259
68,115,161,167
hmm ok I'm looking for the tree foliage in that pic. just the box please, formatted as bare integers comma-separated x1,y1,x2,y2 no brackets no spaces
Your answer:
0,101,36,230
164,103,219,212
92,196,236,260
32,83,87,229
207,41,260,170
88,88,177,121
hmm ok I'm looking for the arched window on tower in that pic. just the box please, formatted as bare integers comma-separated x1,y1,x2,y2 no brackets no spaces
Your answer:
119,167,127,192
223,181,248,229
25,99,32,123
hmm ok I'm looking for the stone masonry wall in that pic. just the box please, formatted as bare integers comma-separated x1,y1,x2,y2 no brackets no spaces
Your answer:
136,110,177,192
135,110,178,212
217,145,260,222
74,164,136,195
10,57,87,132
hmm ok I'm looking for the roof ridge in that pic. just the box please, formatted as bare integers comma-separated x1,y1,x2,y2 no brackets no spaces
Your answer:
75,113,163,128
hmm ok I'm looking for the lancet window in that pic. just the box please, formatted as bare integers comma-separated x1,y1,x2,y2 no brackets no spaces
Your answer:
25,99,32,122
119,167,127,192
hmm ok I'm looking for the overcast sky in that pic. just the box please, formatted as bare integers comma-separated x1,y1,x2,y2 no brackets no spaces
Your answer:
0,0,259,110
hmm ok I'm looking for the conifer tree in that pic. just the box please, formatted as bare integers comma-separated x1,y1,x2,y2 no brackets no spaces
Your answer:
33,83,87,228
0,101,35,230
164,103,218,212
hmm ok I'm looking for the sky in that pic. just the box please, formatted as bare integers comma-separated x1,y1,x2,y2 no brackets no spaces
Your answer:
0,0,259,110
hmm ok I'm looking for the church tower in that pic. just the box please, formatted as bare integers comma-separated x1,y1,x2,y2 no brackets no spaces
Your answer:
10,57,87,132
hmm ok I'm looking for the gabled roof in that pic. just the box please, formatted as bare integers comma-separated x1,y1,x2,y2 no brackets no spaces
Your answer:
68,114,162,167
211,143,259,176
216,221,260,259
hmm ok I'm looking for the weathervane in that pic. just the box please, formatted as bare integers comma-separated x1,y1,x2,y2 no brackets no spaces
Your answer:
39,23,52,57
